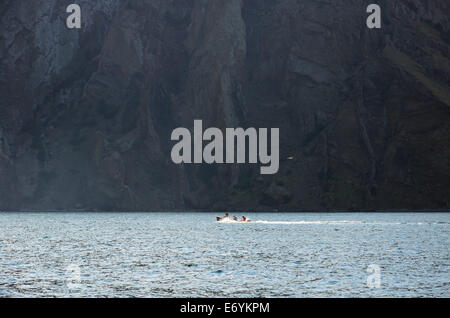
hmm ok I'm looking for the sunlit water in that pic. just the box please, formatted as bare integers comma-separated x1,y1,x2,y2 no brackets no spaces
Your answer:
0,212,449,297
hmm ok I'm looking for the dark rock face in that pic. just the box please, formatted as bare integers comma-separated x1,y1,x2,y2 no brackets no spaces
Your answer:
0,0,449,211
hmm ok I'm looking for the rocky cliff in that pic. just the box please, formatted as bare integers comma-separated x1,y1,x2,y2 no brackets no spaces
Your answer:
0,0,449,211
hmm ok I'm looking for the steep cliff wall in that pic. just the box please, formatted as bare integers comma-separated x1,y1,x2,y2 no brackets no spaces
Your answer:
0,0,449,211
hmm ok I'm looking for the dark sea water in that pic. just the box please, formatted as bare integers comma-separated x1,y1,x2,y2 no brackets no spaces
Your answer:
0,212,448,297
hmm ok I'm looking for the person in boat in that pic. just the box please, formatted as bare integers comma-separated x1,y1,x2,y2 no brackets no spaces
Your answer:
242,216,247,222
217,213,230,221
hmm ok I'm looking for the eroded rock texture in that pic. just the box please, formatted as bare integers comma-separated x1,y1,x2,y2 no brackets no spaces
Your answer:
0,0,449,211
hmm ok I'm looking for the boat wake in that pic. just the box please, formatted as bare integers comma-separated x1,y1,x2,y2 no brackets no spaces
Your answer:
218,220,447,225
253,220,365,225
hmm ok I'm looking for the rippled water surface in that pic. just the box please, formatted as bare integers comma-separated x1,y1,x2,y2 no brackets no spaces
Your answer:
0,212,449,297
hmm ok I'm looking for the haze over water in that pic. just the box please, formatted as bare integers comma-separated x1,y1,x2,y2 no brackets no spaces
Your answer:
0,212,448,297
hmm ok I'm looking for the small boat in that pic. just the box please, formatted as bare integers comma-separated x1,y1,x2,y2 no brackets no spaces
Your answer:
216,216,251,223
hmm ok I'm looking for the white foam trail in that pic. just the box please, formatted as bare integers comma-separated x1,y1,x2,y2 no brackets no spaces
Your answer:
217,218,250,224
218,219,239,224
253,220,364,225
217,219,448,225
